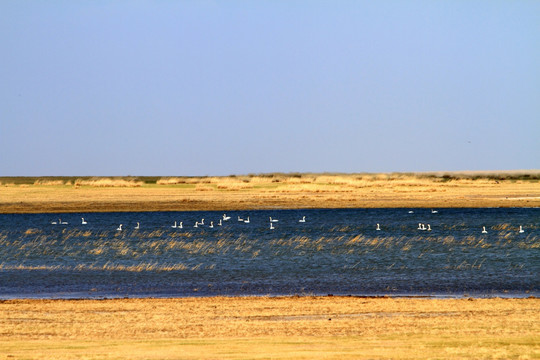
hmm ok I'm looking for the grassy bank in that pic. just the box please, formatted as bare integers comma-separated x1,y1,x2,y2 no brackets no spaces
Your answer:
1,172,539,213
2,170,540,185
0,296,538,359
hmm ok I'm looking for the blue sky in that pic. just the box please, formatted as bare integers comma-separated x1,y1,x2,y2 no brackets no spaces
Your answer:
1,1,538,176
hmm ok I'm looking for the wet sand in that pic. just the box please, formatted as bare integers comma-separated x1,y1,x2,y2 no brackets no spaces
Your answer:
0,296,538,359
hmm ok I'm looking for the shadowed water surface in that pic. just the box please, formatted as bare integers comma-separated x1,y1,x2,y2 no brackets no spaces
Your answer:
0,208,538,298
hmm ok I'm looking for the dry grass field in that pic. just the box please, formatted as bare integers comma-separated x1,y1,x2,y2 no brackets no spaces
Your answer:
0,296,538,359
1,171,539,213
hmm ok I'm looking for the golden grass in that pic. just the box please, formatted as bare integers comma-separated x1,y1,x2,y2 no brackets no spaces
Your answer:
0,172,539,213
2,228,537,273
33,179,69,186
0,296,538,359
74,178,144,187
156,177,185,185
30,178,145,187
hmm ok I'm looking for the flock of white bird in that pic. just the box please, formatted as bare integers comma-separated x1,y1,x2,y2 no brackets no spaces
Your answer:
51,214,306,231
50,211,527,234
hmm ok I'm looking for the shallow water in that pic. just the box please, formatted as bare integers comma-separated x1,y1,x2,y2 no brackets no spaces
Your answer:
0,208,538,299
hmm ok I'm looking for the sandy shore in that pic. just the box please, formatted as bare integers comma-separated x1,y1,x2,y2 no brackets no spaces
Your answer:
1,173,539,213
0,296,538,359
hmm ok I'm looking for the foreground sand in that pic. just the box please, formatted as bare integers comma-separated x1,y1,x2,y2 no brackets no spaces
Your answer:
1,173,539,212
0,296,538,359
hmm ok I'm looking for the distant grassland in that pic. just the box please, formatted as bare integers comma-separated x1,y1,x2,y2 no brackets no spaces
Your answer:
1,171,539,213
1,170,540,186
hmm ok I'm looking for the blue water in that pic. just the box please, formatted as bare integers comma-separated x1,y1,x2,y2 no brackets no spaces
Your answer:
0,208,538,299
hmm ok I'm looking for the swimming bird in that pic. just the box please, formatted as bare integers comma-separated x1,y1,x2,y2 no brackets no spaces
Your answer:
134,222,140,230
200,219,205,225
418,223,423,230
238,216,244,222
209,221,214,228
172,221,177,228
60,220,68,225
81,218,87,225
431,209,438,214
427,224,432,231
519,226,524,233
376,223,381,231
270,222,275,230
194,222,198,228
51,219,58,225
482,226,487,234
218,219,222,226
117,224,123,231
270,217,278,223
299,216,306,223
408,210,414,214
223,214,231,221
244,217,250,224
178,222,183,229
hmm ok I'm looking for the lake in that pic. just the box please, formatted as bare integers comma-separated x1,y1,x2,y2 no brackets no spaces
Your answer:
0,208,538,299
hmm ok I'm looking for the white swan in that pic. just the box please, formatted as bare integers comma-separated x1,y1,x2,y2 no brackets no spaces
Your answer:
376,223,381,231
427,224,431,231
51,219,58,225
172,221,177,228
200,219,204,225
299,216,306,223
60,220,68,225
135,222,140,230
209,221,214,228
117,224,123,231
238,216,244,222
519,226,524,233
178,222,183,229
408,210,414,214
482,226,487,234
418,223,423,230
431,209,438,214
244,217,250,224
270,222,275,230
194,222,198,228
223,214,231,221
81,218,87,225
270,217,278,222
218,219,222,226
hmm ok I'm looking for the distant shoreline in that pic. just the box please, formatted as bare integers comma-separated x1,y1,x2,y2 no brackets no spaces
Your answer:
2,292,536,301
1,172,539,213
